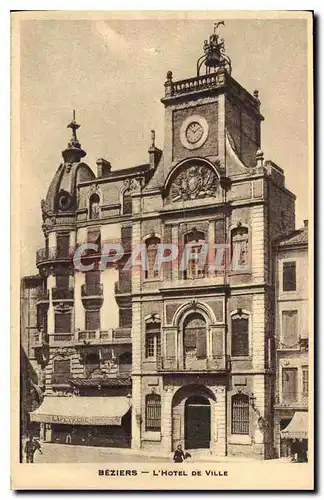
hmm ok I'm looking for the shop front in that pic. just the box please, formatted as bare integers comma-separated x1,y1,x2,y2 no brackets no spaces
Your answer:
280,411,308,462
30,396,132,448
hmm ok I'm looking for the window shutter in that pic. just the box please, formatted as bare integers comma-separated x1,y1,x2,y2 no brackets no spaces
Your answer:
283,261,296,291
282,310,298,345
85,310,100,330
212,328,224,357
215,217,226,245
231,316,249,356
282,368,297,402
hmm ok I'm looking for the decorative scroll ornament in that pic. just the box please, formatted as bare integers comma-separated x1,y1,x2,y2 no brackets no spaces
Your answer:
52,348,75,359
41,199,56,232
123,177,143,192
171,164,219,202
54,302,72,314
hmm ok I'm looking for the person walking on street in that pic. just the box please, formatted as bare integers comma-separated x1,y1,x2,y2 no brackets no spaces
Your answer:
173,444,186,463
24,435,43,463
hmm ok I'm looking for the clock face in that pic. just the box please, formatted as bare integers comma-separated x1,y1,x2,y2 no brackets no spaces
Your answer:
180,115,209,150
185,122,204,144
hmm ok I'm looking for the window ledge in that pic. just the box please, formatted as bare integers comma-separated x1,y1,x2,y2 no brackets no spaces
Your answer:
228,434,252,445
143,278,162,283
231,356,252,361
142,431,161,441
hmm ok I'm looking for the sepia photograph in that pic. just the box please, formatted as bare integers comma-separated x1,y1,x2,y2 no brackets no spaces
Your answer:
11,10,313,490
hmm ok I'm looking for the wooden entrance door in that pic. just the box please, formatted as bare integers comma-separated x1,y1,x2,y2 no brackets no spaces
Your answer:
185,396,210,449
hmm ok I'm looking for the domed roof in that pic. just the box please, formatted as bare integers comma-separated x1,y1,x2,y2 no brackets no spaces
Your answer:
41,112,95,226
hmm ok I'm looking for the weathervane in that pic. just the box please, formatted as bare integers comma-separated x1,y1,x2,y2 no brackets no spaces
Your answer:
67,109,81,148
197,21,232,76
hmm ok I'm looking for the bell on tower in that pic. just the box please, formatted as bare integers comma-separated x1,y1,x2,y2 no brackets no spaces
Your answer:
197,21,232,76
62,110,87,163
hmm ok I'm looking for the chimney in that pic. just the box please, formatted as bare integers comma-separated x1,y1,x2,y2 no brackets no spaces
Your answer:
303,219,308,228
148,130,162,170
96,158,111,178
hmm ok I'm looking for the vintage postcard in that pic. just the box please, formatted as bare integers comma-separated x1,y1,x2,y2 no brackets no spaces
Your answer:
11,10,314,490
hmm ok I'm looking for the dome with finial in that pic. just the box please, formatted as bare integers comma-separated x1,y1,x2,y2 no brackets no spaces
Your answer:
41,111,95,225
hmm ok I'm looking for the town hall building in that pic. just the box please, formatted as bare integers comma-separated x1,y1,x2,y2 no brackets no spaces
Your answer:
22,24,298,459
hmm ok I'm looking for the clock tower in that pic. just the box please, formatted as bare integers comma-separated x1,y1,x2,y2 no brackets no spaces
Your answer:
161,22,263,180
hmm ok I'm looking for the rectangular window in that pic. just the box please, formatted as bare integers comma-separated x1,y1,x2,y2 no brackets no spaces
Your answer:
231,395,249,435
145,324,161,359
85,310,100,330
302,366,309,396
282,368,298,402
283,261,297,291
52,359,71,384
145,395,161,431
54,313,72,334
231,317,249,357
56,234,70,258
56,275,69,289
120,308,132,327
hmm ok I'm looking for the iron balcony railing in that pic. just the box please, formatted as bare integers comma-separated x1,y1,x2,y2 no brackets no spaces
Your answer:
75,328,132,343
36,246,75,265
81,283,103,297
52,287,74,300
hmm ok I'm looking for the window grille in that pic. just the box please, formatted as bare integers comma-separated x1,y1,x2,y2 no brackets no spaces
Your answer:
231,393,249,435
145,394,161,431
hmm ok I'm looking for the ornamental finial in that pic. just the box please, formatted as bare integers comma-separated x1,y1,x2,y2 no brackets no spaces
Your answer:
67,109,81,145
197,21,231,77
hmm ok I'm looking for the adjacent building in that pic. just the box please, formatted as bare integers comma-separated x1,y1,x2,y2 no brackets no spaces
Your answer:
273,221,309,458
22,25,302,459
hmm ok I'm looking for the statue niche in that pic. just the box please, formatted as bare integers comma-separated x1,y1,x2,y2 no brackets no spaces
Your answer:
168,163,219,203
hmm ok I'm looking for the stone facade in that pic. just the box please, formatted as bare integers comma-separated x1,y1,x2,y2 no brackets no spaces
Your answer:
273,222,309,458
22,26,299,459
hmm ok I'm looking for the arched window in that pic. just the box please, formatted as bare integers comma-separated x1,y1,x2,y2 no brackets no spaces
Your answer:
231,393,249,435
145,321,161,359
145,237,160,279
119,352,132,373
145,394,161,431
89,193,100,220
183,312,207,360
123,190,132,215
183,230,207,279
231,226,249,271
231,312,249,357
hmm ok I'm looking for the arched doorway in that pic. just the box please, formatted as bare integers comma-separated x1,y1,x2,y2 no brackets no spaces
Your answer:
184,395,211,449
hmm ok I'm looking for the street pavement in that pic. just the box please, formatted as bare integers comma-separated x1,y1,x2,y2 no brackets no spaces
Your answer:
26,443,171,463
24,442,290,464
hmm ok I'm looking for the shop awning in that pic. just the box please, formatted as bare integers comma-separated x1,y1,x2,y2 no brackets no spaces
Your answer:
281,411,308,439
30,396,131,426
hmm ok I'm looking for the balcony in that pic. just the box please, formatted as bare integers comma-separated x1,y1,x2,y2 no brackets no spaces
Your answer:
275,394,308,410
36,246,75,266
81,283,103,297
52,287,74,301
74,328,131,345
157,356,230,373
32,331,49,348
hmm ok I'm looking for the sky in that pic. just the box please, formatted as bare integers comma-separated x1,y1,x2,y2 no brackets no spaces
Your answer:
18,16,309,277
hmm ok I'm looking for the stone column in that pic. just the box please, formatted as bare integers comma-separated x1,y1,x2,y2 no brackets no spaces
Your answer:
213,386,226,456
161,386,174,454
131,376,141,450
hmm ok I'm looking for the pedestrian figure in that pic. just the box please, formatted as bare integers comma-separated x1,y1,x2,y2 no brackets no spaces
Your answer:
24,435,43,463
173,444,186,463
66,433,72,444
